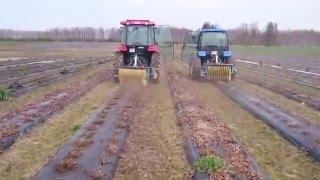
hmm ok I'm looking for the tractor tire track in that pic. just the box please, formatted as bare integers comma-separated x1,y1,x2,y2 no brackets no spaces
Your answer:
165,64,265,180
0,69,113,152
216,82,320,162
34,85,144,179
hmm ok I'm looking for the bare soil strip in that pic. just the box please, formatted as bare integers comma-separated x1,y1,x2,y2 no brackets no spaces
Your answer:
115,81,188,179
0,69,112,151
165,63,264,179
239,74,320,111
216,83,320,162
0,81,117,179
35,85,143,179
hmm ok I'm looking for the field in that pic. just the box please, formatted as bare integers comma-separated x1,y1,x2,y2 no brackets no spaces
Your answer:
0,42,319,179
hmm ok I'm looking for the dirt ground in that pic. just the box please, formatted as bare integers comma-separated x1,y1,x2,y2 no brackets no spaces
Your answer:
0,42,319,179
115,80,188,179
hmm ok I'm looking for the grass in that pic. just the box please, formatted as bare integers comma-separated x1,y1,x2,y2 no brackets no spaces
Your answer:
0,87,9,101
195,156,224,173
232,45,320,59
72,124,81,133
0,81,118,179
0,41,117,58
16,67,29,74
190,80,320,180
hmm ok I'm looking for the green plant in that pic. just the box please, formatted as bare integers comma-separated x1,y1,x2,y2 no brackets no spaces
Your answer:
195,156,224,173
72,124,81,133
16,67,28,74
0,87,9,101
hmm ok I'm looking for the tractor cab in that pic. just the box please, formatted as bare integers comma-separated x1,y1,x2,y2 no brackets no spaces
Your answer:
118,20,158,67
196,29,231,64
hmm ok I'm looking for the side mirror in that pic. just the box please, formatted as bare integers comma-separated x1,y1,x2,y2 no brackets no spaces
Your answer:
119,27,123,33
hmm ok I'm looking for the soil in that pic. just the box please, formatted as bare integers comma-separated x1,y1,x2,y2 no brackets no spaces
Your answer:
34,85,143,179
165,63,264,179
216,82,320,162
0,68,113,151
239,74,320,111
115,81,188,179
0,57,112,95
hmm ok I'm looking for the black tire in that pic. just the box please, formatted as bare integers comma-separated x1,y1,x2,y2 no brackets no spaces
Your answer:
112,54,122,83
225,57,235,64
225,57,237,81
113,76,120,83
190,58,201,80
151,76,160,84
231,73,237,81
150,53,161,83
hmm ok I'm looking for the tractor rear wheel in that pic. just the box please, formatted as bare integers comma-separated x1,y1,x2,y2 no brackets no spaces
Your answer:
113,54,122,83
150,53,161,83
190,59,201,80
226,57,237,81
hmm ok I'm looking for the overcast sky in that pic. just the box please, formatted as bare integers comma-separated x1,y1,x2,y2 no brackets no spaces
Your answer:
0,0,319,31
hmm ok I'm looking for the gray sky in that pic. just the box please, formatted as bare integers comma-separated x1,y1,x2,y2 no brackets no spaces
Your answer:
1,0,319,30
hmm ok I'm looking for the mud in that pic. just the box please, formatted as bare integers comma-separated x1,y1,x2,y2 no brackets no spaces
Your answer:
166,64,265,180
0,69,113,151
217,83,320,162
35,85,143,179
239,75,320,111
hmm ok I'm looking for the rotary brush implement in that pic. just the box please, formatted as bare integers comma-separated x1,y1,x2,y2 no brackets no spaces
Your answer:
181,28,237,81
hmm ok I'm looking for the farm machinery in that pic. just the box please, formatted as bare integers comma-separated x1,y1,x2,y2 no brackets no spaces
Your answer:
113,20,161,83
181,28,237,81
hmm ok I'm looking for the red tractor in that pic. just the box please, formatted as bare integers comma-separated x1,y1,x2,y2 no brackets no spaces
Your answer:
113,20,161,83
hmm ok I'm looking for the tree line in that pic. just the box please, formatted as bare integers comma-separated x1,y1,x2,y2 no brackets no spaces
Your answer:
0,27,121,42
0,23,319,46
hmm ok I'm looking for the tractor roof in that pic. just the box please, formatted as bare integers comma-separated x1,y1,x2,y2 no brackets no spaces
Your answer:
120,20,155,26
200,28,227,33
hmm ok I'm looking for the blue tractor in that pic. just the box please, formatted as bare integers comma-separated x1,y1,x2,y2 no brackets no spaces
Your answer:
181,28,237,81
